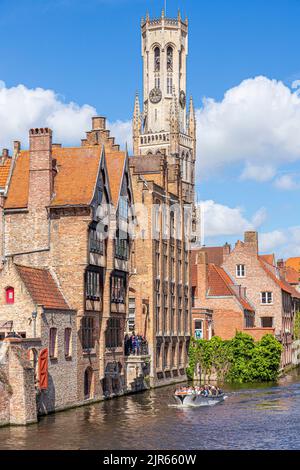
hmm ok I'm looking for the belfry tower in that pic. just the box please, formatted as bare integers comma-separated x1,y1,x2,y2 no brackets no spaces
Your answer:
133,9,196,203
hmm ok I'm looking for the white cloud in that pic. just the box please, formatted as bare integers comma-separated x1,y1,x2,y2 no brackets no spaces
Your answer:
107,119,132,152
260,227,300,258
197,76,300,180
274,174,300,190
0,81,96,148
240,163,276,182
199,200,266,239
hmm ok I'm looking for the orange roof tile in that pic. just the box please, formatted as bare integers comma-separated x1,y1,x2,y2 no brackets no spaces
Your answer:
260,254,275,266
0,157,12,189
105,151,126,207
286,257,300,273
4,145,127,210
285,266,300,285
208,264,254,311
5,147,102,209
16,264,70,310
5,151,29,208
50,147,101,207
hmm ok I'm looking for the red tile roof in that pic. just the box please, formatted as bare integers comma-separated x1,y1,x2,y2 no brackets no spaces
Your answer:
208,264,254,311
260,254,275,266
16,265,70,310
285,266,300,285
258,257,300,298
286,257,300,273
5,145,127,210
0,157,12,189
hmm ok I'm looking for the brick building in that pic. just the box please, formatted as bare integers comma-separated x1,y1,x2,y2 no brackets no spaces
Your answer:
0,116,140,419
128,11,196,387
191,250,273,341
222,232,300,367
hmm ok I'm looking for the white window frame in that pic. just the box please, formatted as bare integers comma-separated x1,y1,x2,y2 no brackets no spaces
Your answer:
194,319,203,340
261,291,273,305
236,264,246,278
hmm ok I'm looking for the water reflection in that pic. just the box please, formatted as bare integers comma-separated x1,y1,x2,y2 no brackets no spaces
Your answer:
1,370,300,450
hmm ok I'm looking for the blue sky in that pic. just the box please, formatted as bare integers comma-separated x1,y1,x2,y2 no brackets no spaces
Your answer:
1,0,300,257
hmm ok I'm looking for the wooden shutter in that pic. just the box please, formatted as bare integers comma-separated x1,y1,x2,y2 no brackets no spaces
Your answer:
38,348,49,390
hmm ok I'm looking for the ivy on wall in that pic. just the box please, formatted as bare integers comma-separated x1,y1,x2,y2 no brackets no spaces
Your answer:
187,332,283,384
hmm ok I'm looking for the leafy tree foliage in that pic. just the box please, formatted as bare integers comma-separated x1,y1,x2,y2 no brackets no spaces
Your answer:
188,332,282,383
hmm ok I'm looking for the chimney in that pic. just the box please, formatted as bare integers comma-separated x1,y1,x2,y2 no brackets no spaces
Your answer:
92,116,106,130
28,128,53,209
2,148,9,159
196,250,208,302
13,141,21,156
244,231,258,253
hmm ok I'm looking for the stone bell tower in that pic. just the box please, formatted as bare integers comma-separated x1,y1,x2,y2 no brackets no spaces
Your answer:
133,9,196,203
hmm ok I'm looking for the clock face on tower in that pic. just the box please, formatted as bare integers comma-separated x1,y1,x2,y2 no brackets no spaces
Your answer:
149,88,162,104
179,90,186,109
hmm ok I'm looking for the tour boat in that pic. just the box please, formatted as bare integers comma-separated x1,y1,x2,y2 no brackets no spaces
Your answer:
173,391,226,407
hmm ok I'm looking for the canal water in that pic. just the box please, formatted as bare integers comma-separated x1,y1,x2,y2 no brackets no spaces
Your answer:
1,369,300,450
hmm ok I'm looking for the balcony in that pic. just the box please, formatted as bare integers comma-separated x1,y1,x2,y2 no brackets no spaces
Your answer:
124,335,149,357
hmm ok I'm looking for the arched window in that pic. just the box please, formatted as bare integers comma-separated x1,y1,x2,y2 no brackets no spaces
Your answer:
154,47,160,72
5,286,14,304
167,46,173,71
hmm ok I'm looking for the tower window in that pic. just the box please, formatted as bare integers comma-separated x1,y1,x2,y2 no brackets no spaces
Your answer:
154,47,160,72
155,76,160,89
167,76,173,95
167,46,173,72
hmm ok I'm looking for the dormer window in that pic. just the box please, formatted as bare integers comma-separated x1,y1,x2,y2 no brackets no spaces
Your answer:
6,287,14,304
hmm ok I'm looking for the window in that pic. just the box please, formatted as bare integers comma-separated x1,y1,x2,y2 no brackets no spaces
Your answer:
5,287,14,304
261,317,274,328
0,332,5,341
119,197,128,220
111,274,126,304
89,224,104,255
115,231,129,260
236,265,246,278
167,46,173,71
86,269,102,300
64,328,72,358
106,317,122,348
194,320,203,340
167,76,173,94
82,317,95,351
49,328,58,359
244,313,254,328
128,298,135,333
261,292,273,305
154,47,160,71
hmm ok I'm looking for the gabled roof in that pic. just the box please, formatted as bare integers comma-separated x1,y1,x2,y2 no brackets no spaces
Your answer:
5,147,103,210
207,264,254,311
16,265,70,310
258,256,300,298
0,157,12,189
105,150,126,207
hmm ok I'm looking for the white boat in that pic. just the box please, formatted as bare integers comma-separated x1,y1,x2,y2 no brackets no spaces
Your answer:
173,392,226,407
